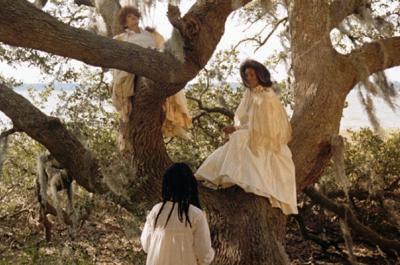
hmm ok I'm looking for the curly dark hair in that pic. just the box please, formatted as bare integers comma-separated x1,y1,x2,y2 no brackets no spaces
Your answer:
118,6,141,29
240,59,273,88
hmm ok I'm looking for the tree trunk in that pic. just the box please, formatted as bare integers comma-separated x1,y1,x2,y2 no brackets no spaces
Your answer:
116,76,290,264
2,1,400,264
205,188,289,265
289,1,357,190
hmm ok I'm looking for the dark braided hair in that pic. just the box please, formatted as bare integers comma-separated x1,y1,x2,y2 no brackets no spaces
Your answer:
154,163,202,228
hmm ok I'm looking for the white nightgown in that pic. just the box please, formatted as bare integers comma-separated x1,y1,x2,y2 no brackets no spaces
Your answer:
141,201,215,265
195,86,298,215
111,29,192,139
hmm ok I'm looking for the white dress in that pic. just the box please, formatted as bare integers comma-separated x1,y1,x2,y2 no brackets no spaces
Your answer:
141,202,215,265
111,29,192,140
195,86,298,214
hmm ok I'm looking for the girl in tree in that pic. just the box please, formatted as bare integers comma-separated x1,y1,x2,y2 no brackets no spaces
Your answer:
196,59,298,215
110,6,192,140
141,163,215,265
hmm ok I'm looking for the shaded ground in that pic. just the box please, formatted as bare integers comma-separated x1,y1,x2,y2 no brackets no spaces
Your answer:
0,184,399,265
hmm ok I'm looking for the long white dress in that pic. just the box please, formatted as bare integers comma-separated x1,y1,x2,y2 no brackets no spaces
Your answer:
141,201,215,265
111,29,192,139
195,86,298,215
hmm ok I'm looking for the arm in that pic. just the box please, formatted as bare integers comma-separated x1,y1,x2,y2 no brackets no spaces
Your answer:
140,211,154,253
193,212,215,265
248,91,291,153
233,89,251,131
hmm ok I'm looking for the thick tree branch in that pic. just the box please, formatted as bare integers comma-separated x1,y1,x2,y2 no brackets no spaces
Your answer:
293,214,343,252
0,0,253,89
329,0,369,29
347,37,400,86
0,83,104,193
165,1,252,69
0,0,190,84
304,186,400,254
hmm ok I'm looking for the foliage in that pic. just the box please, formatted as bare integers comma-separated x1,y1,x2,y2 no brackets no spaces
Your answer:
318,128,400,196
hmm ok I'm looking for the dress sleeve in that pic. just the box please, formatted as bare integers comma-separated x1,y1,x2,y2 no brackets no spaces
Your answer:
234,89,251,130
248,90,292,154
193,211,215,265
140,210,155,253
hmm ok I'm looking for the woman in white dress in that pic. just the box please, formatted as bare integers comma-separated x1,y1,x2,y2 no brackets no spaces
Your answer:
110,6,192,139
195,59,298,215
141,163,215,265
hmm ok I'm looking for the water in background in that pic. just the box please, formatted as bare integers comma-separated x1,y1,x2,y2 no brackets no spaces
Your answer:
1,83,399,130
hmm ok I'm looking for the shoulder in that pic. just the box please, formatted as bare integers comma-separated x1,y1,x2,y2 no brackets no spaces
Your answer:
148,202,163,217
189,204,203,214
152,202,164,212
189,205,206,222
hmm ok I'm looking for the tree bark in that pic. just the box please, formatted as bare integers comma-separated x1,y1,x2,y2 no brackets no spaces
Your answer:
1,0,400,264
0,0,189,84
0,83,103,193
289,1,357,190
203,187,289,265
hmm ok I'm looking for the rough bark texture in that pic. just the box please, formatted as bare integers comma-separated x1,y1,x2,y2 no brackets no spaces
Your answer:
1,0,400,264
0,0,190,84
92,0,121,37
0,84,103,193
289,1,353,190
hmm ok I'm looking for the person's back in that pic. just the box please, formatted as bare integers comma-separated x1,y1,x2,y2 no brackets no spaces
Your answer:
140,163,214,265
141,202,214,265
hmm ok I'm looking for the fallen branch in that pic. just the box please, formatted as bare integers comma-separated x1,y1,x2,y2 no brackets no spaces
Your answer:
293,214,343,252
304,186,400,254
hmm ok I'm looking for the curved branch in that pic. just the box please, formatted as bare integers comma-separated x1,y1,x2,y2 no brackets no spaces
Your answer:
0,0,254,88
329,0,369,29
304,186,400,254
0,82,161,217
347,36,400,87
164,0,252,68
0,83,104,193
0,0,189,84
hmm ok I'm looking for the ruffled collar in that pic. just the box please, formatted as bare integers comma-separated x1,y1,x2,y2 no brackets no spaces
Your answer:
251,85,267,93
